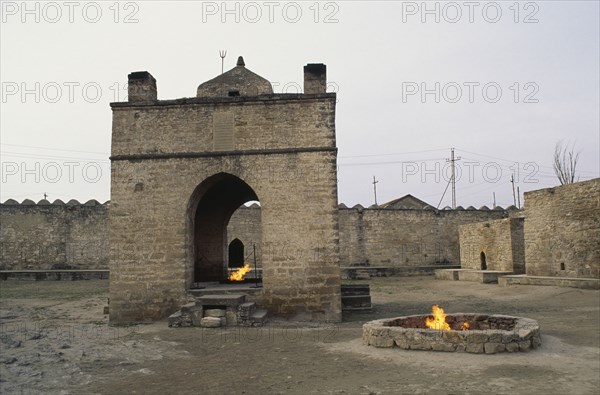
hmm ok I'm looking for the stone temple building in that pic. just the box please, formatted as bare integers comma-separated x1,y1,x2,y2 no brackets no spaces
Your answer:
108,57,342,323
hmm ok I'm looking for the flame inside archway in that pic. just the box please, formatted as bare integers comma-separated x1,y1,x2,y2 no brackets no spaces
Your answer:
425,305,470,331
228,263,252,281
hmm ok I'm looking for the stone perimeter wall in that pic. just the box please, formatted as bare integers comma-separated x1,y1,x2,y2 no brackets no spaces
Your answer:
1,201,507,271
338,208,508,267
226,205,510,268
3,179,597,279
524,178,600,279
459,217,525,273
0,200,108,270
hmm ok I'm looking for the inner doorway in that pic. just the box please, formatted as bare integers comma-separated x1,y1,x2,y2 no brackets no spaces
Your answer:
228,238,245,268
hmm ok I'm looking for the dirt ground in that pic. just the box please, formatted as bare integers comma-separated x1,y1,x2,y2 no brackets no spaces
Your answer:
1,276,599,395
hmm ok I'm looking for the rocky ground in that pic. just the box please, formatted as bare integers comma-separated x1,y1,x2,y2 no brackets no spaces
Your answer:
1,277,598,394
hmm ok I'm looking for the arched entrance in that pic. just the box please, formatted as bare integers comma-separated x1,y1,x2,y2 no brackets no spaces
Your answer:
480,251,487,270
228,238,245,268
188,173,259,282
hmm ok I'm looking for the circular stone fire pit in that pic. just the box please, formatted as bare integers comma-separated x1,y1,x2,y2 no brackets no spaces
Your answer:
363,314,541,354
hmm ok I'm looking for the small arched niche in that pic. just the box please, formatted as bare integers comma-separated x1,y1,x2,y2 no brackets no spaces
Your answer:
480,251,487,270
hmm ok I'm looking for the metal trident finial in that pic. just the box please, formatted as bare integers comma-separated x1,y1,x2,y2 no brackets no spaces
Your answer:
219,50,227,74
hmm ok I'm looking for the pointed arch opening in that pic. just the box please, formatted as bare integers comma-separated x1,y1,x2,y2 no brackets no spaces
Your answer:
187,173,259,284
480,251,487,270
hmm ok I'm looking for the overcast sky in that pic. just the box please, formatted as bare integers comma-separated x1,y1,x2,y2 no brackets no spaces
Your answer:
1,0,599,208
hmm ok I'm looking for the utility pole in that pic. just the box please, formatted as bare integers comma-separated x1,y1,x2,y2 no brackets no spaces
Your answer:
511,174,517,207
219,50,227,74
446,148,461,209
493,192,496,208
372,176,379,206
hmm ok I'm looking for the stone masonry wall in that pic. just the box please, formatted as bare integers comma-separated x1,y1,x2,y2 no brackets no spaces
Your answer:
340,207,508,267
524,178,600,278
228,205,509,267
510,217,526,274
0,200,108,270
226,204,262,268
459,217,525,273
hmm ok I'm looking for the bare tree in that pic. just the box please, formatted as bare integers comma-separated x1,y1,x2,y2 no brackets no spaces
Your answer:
553,140,580,185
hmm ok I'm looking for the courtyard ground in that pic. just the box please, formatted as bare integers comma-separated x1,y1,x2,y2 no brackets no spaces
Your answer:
0,276,598,395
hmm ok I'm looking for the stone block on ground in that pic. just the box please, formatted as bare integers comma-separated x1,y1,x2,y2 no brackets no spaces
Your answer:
180,302,198,314
168,311,183,327
250,309,268,326
204,308,226,318
465,342,484,354
226,310,238,326
191,310,204,327
484,342,506,354
200,317,222,328
505,342,520,353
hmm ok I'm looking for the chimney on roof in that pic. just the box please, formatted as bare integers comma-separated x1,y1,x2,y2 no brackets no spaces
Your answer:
127,71,157,102
303,63,327,94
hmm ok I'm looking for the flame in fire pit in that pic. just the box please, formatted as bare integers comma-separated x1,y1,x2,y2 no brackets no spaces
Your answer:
425,305,471,331
425,304,451,330
228,263,252,281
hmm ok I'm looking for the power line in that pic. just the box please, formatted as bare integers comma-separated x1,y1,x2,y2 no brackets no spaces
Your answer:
1,143,109,156
1,151,110,162
339,148,448,159
456,148,600,175
2,143,597,177
338,157,446,167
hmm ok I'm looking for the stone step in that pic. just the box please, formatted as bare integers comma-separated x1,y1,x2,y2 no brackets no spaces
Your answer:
342,306,373,313
458,270,513,284
250,309,268,325
341,284,370,296
341,295,372,309
238,301,257,318
195,293,246,307
188,286,262,298
353,269,371,280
